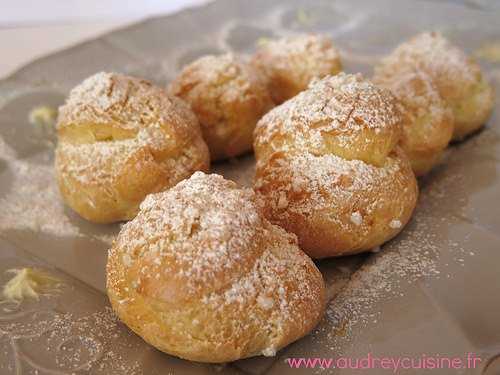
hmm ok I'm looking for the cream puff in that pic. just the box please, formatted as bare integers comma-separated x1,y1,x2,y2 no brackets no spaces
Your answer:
56,72,209,223
254,74,418,258
373,69,454,176
252,33,342,104
107,172,326,362
375,32,494,141
169,53,274,161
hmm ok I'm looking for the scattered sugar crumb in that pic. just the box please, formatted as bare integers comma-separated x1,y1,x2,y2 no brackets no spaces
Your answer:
389,219,402,229
350,212,363,226
262,347,276,357
257,295,274,310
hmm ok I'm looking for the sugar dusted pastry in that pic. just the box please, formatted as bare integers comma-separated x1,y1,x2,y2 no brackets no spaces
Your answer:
169,53,274,161
252,33,342,104
106,172,326,363
375,32,494,141
254,74,418,258
374,69,454,176
254,73,401,168
56,72,209,223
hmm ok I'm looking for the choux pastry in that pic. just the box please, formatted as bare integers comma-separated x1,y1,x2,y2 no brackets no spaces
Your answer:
373,69,454,176
252,33,342,104
375,32,494,141
254,73,401,168
107,172,326,363
55,72,210,223
254,74,418,258
169,53,274,161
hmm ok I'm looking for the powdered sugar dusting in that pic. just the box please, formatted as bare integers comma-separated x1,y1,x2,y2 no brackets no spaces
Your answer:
254,73,401,162
375,69,450,122
0,138,80,237
257,34,340,66
322,205,473,354
169,52,272,113
389,219,402,229
373,60,454,170
252,33,342,103
112,172,263,294
0,305,141,374
350,212,363,226
108,172,324,357
56,72,208,199
58,72,198,133
200,230,319,328
0,129,117,244
255,151,403,228
375,32,481,96
56,124,196,187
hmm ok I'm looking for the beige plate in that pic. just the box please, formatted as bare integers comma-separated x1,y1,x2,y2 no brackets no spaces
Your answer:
1,0,500,374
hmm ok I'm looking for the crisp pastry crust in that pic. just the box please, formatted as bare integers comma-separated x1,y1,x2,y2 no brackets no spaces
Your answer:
252,33,342,104
254,74,418,258
106,172,326,363
375,32,494,141
374,69,454,176
254,73,402,167
254,148,418,258
55,72,210,223
169,53,274,161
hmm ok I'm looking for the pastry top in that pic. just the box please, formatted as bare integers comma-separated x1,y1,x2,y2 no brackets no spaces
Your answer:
107,172,325,361
169,53,274,160
58,72,198,137
110,172,262,299
374,31,494,141
169,53,266,108
252,34,342,103
261,33,340,61
375,32,481,102
374,68,454,158
57,72,205,188
254,73,402,167
109,172,321,301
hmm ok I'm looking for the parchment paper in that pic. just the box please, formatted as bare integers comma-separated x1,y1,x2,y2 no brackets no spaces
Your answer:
1,0,499,374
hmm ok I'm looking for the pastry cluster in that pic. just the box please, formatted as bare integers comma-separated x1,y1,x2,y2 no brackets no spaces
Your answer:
51,31,493,363
374,32,494,175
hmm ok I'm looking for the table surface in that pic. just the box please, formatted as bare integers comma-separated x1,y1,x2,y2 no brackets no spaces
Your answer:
1,1,499,374
0,0,207,78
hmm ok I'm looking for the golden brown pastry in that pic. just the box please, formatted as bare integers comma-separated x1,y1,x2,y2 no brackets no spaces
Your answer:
254,73,418,258
107,172,326,363
375,32,494,141
254,73,401,168
169,53,274,161
252,33,342,104
56,72,209,223
373,69,454,176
